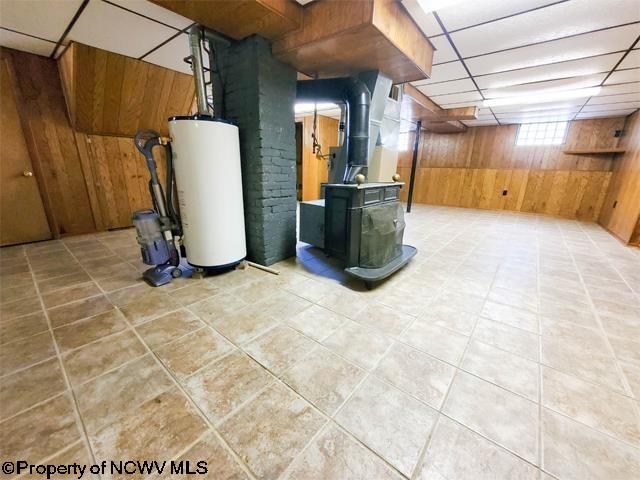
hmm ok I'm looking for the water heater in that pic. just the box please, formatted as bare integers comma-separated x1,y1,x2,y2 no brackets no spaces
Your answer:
168,116,246,268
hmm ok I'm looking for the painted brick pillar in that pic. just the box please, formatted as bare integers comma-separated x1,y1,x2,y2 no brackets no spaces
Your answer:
221,35,297,265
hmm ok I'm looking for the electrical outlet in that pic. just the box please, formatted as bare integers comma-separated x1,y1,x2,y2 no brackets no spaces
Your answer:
613,201,618,208
502,190,508,196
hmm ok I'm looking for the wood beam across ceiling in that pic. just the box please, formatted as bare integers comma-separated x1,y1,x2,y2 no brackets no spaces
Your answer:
401,83,472,133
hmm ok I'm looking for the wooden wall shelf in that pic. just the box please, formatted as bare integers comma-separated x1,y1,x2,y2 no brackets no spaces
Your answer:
563,148,626,155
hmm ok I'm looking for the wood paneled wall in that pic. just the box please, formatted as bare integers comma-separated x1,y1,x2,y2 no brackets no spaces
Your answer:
1,48,96,236
59,42,195,137
398,118,625,220
599,111,640,244
298,115,339,201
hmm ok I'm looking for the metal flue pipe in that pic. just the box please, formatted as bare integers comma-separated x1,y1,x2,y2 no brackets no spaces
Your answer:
188,25,211,116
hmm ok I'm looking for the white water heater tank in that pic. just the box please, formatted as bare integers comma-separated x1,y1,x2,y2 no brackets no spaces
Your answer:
168,117,246,268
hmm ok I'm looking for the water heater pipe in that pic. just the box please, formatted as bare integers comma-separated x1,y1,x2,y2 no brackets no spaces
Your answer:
188,26,211,116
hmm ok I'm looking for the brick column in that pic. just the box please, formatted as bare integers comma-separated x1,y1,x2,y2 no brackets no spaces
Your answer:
221,35,297,265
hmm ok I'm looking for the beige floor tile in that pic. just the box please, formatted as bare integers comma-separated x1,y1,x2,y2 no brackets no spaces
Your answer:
0,358,66,421
53,309,128,351
0,295,42,321
47,295,115,328
37,271,92,295
46,441,98,479
317,290,370,318
0,331,56,376
160,430,249,479
119,294,182,325
473,318,539,361
434,289,486,315
183,350,272,425
542,407,640,480
443,372,538,464
420,303,479,335
231,279,282,303
287,304,346,342
610,336,640,366
352,302,414,337
95,271,143,292
155,327,233,380
282,346,365,416
285,277,334,302
283,424,403,480
336,376,437,476
63,329,146,386
322,320,393,370
76,354,173,434
539,301,600,330
401,319,469,365
136,309,203,348
416,416,539,480
0,393,80,464
92,389,208,479
251,290,312,320
188,292,248,323
206,304,279,344
106,284,154,306
480,301,539,334
41,282,101,309
488,286,538,313
169,282,221,306
0,282,37,305
621,362,640,399
462,339,539,401
542,366,640,445
245,325,316,376
374,341,455,409
219,382,325,480
0,311,48,344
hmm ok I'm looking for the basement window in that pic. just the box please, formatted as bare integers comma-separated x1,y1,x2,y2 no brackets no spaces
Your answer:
516,121,569,146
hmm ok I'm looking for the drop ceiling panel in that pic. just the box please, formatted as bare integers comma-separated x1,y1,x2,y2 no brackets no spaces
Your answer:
451,0,640,58
576,109,636,119
619,49,640,70
0,0,82,42
68,0,177,58
604,68,640,85
581,101,640,112
436,100,483,108
464,24,639,75
0,28,56,56
490,99,586,113
107,0,192,29
430,35,458,64
463,119,498,126
436,0,560,32
433,91,483,105
495,111,577,121
500,113,576,124
483,73,606,99
143,33,191,74
599,82,640,96
412,61,468,85
475,52,623,90
417,78,476,96
401,0,443,37
495,108,579,118
587,92,640,105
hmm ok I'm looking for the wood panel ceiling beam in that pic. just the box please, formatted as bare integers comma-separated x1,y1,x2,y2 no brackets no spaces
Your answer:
402,83,468,133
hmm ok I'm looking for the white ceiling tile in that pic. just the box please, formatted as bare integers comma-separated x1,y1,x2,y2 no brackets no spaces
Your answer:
587,92,640,105
68,0,177,58
143,33,192,74
576,110,636,119
434,100,483,108
599,82,640,96
495,108,579,118
296,0,315,4
499,113,577,123
401,0,443,37
107,0,192,29
475,52,623,90
478,108,494,115
582,101,640,112
417,78,476,96
619,49,640,70
412,61,468,85
451,0,640,58
433,91,483,105
0,0,82,42
465,24,639,75
463,119,499,126
483,73,606,99
490,99,586,113
436,0,560,32
476,114,496,120
0,28,56,56
604,68,640,85
430,36,458,64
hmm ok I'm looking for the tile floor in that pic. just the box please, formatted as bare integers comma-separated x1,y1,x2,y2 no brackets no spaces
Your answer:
1,205,640,480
